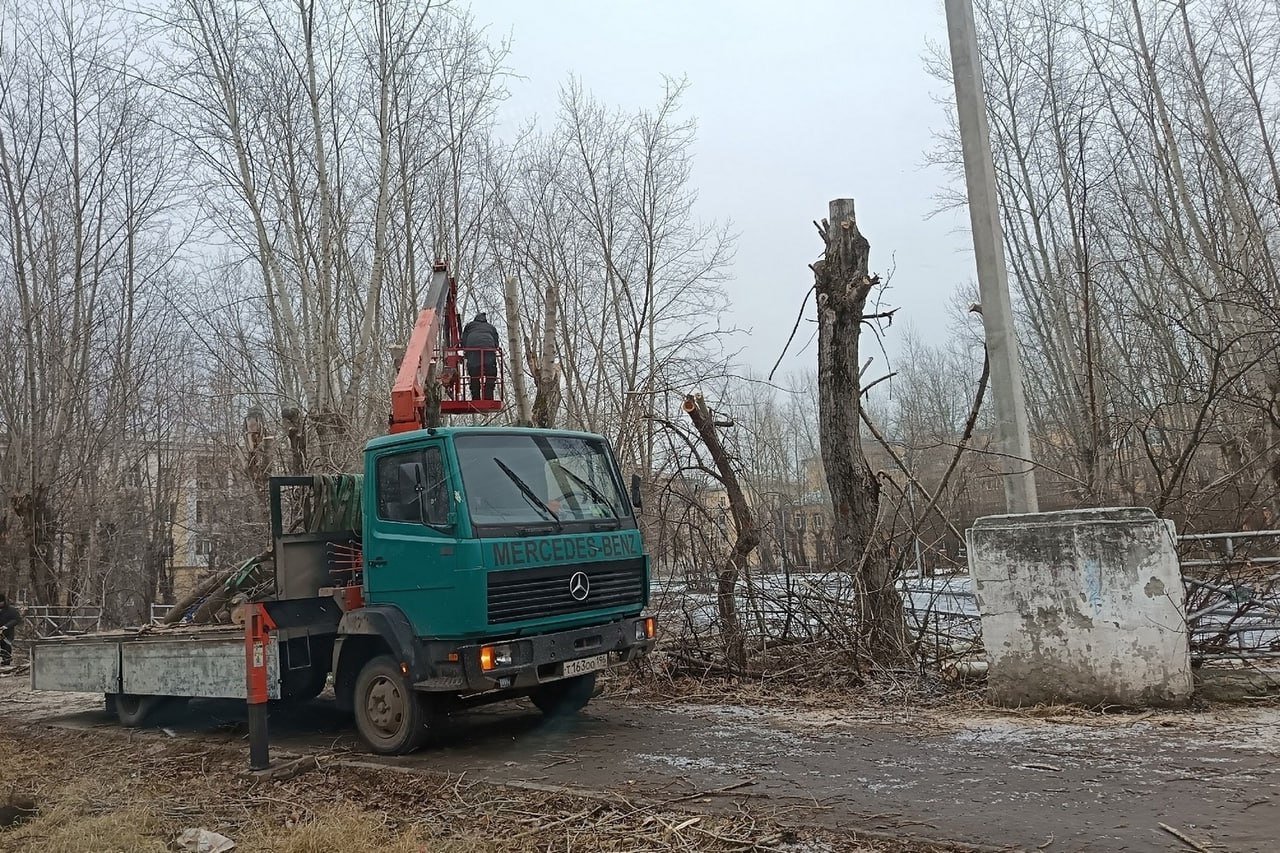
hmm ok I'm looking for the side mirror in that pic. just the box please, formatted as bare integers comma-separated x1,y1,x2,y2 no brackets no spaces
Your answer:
630,474,643,511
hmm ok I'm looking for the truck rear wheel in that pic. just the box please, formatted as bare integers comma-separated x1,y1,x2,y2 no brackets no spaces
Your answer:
113,693,166,727
531,672,597,717
353,655,432,755
280,665,330,704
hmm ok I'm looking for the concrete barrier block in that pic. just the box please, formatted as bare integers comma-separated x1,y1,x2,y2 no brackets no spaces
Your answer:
966,507,1192,707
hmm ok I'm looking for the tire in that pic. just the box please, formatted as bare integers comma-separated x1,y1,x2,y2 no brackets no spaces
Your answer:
113,693,164,727
280,665,329,704
531,672,597,717
353,655,432,755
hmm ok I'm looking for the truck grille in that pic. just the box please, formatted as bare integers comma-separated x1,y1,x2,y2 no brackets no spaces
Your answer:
487,558,645,625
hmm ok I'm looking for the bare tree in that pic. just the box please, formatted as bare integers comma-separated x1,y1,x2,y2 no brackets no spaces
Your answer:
925,0,1280,531
0,0,188,613
167,0,507,469
812,200,907,667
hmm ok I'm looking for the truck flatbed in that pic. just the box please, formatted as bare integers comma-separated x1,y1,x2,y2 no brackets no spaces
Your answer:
31,624,280,701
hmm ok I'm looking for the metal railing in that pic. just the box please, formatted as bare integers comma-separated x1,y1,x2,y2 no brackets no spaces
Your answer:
1178,529,1280,566
658,529,1280,667
1178,530,1280,662
18,605,103,638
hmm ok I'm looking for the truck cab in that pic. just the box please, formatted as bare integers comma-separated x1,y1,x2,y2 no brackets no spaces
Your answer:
332,426,655,754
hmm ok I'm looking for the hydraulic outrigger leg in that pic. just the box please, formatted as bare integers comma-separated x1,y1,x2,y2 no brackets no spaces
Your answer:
244,602,276,771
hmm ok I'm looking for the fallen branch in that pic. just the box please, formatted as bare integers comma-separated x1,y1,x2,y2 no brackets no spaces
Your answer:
1158,822,1211,852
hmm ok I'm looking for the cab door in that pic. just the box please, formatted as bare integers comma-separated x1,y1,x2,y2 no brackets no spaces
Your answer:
363,442,459,636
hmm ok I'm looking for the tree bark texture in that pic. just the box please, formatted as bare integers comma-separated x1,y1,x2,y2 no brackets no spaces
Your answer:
503,276,533,426
683,392,756,671
531,278,561,429
281,407,307,475
813,198,907,668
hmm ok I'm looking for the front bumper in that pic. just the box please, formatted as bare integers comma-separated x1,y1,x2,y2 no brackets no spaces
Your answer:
437,616,654,693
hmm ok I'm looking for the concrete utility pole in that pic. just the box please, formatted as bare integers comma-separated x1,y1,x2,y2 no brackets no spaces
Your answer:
944,0,1039,513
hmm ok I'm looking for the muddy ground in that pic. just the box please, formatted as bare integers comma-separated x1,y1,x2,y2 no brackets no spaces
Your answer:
0,675,1276,852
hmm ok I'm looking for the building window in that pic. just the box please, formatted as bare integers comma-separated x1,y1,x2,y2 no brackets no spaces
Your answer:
195,456,220,491
194,538,213,557
195,500,208,524
812,513,824,534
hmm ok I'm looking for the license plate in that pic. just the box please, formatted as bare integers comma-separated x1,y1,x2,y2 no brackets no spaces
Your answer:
562,653,608,677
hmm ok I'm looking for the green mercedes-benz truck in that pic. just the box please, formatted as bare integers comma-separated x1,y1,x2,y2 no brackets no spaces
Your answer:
31,426,655,755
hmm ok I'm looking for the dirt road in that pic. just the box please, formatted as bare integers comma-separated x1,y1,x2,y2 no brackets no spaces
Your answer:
2,677,1276,852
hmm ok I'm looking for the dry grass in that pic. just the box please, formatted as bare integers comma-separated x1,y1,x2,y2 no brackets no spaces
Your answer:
7,803,165,853
0,723,964,853
605,659,988,717
0,728,464,853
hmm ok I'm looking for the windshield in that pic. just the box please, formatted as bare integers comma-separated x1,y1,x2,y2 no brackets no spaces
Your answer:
454,433,630,530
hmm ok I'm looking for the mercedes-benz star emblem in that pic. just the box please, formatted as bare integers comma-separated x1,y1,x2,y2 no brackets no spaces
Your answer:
568,571,590,601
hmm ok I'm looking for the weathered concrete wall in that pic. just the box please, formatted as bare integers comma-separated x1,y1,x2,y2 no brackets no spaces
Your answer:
966,507,1192,707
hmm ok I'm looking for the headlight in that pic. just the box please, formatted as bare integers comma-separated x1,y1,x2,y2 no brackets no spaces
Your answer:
480,644,514,671
636,617,656,641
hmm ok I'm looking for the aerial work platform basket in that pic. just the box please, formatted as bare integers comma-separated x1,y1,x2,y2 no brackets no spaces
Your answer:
438,345,506,415
389,260,507,432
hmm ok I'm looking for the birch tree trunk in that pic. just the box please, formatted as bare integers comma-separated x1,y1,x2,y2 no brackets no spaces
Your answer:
531,277,561,428
504,276,533,425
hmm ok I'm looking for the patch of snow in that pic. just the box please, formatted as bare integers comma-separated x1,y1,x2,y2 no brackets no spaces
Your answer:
635,752,746,774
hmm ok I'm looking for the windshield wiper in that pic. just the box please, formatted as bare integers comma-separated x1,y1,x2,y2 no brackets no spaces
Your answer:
493,458,562,530
557,467,618,518
515,524,560,537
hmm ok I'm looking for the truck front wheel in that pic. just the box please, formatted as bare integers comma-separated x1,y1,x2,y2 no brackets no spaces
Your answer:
530,672,597,717
353,655,432,755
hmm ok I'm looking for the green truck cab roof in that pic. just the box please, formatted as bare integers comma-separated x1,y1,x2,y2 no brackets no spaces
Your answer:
363,425,611,453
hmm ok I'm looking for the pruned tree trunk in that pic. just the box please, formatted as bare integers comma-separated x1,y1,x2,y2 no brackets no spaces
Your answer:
281,407,307,475
531,278,561,428
428,381,449,429
12,488,55,605
813,198,907,669
504,276,533,426
683,392,756,671
242,408,271,506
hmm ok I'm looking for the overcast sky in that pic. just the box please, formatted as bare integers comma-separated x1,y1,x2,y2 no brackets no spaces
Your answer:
471,0,973,377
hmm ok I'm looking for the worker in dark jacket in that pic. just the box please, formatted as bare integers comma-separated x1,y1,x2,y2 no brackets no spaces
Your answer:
461,312,500,401
0,593,21,667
